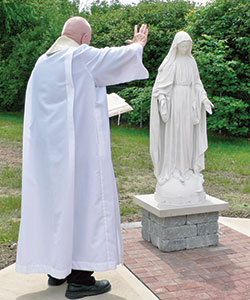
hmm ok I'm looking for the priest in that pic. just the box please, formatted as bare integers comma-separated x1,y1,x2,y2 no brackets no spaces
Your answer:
16,17,149,299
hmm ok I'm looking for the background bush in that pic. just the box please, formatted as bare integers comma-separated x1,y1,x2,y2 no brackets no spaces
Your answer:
86,0,193,83
208,96,250,137
117,86,152,127
185,0,250,136
0,0,249,136
0,0,79,111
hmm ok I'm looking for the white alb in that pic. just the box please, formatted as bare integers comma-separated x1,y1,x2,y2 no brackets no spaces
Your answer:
16,36,148,278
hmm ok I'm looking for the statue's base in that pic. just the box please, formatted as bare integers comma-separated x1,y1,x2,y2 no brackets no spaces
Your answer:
155,173,205,206
133,194,229,252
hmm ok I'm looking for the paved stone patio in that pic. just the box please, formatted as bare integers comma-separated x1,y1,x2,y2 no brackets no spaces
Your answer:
123,224,250,300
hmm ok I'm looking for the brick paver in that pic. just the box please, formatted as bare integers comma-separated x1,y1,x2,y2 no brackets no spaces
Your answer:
123,224,250,300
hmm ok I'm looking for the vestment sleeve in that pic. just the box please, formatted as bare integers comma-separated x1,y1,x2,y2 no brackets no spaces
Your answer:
80,43,149,87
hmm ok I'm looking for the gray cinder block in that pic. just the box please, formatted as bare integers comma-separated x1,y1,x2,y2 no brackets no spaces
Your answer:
159,239,186,252
150,213,186,227
187,212,219,224
197,222,218,236
142,226,151,242
186,234,219,249
161,225,197,240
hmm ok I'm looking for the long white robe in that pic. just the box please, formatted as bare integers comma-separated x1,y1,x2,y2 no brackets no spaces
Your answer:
151,56,207,184
150,32,208,186
16,36,148,278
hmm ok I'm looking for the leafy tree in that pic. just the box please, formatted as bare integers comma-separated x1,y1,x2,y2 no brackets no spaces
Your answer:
83,0,194,83
185,0,250,136
117,86,152,127
208,96,249,136
0,0,249,136
0,0,79,111
0,1,37,59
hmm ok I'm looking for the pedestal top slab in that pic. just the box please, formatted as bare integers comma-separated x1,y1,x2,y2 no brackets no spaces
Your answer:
134,194,229,218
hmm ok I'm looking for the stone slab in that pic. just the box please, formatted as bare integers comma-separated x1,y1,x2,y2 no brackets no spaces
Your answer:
197,222,218,235
219,217,250,237
187,212,219,224
134,194,229,218
158,238,186,252
154,224,198,239
0,264,158,300
186,233,219,249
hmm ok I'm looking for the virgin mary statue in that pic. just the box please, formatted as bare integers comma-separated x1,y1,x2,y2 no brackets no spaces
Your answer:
150,31,213,205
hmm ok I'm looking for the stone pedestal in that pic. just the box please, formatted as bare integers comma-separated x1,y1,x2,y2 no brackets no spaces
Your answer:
134,194,229,252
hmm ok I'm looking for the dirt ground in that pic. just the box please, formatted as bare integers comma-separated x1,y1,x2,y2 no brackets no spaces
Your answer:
0,140,21,269
0,140,22,168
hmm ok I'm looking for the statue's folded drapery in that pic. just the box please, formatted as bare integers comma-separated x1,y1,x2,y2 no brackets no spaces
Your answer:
150,31,208,186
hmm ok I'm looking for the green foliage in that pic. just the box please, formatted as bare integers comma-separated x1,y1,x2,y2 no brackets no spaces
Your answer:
0,0,249,137
186,0,250,137
193,35,242,96
84,0,194,84
0,1,37,59
186,0,250,101
0,0,79,111
207,96,250,137
117,86,152,127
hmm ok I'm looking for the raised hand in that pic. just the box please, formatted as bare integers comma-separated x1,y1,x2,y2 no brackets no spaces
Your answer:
125,24,149,48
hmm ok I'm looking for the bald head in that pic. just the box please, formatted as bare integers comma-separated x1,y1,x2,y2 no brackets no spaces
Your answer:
62,17,92,45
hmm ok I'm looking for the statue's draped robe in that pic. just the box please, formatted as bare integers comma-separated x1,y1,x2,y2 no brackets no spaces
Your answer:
150,52,208,185
16,37,148,279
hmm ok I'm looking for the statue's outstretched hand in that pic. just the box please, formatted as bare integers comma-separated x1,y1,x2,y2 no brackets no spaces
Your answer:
125,24,148,48
204,99,214,115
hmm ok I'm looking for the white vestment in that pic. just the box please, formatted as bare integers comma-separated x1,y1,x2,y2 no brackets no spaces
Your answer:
16,36,148,278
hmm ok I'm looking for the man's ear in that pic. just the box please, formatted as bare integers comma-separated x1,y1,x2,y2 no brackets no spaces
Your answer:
81,33,88,45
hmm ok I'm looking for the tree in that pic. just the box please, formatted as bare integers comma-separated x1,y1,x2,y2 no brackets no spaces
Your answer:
0,0,79,111
186,0,250,136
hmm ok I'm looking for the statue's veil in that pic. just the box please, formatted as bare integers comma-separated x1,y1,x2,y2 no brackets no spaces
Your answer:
158,31,193,72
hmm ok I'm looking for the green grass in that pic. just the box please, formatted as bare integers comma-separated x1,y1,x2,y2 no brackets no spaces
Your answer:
0,167,22,189
0,195,21,269
0,112,23,268
110,123,250,220
0,112,23,142
205,135,250,176
202,134,250,217
0,196,21,243
111,125,156,220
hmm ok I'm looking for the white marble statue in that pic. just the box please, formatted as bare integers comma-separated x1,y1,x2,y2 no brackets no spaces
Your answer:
150,31,213,206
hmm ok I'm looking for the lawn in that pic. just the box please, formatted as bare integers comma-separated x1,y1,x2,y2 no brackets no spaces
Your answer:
0,112,249,269
111,123,250,220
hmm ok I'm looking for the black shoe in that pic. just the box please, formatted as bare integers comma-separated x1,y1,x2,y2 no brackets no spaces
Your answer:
48,275,67,286
65,280,111,299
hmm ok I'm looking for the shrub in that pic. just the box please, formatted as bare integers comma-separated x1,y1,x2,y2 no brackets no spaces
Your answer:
117,86,152,127
192,35,243,97
0,0,79,111
186,0,250,103
85,0,194,84
207,96,250,137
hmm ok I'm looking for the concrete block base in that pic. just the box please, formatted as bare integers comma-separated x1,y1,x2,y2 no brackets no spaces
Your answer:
135,194,229,252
